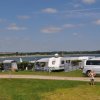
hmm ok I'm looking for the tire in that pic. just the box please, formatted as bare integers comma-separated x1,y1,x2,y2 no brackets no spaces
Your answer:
86,70,91,77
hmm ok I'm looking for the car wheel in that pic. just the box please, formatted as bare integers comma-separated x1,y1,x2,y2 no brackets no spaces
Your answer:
86,70,91,77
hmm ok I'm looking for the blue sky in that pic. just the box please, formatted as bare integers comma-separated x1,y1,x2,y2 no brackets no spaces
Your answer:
0,0,100,52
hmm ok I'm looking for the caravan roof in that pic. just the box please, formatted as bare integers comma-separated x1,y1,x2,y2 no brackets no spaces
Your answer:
64,56,94,61
29,58,49,63
37,58,49,62
3,60,16,63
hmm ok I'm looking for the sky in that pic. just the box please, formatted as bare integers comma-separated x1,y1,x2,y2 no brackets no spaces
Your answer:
0,0,100,52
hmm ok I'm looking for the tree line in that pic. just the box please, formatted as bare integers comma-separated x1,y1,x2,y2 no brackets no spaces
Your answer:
0,50,100,56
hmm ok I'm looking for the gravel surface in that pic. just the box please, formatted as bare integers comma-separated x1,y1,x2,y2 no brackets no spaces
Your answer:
0,75,100,82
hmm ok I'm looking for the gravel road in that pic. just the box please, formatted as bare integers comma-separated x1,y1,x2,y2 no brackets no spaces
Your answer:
0,75,100,82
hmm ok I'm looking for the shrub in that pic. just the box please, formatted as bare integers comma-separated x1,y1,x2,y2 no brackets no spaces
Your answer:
17,62,34,71
0,63,4,71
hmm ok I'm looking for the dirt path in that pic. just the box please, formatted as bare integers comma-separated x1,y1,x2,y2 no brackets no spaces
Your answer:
0,75,100,82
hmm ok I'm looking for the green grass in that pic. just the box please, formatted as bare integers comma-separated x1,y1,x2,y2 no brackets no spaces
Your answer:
0,70,84,77
0,79,100,100
43,84,100,100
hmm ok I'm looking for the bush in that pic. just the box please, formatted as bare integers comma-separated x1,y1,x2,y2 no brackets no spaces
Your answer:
0,63,4,71
71,60,81,66
17,62,34,71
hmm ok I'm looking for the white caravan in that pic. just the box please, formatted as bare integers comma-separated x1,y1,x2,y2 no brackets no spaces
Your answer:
30,55,93,72
82,57,100,75
48,57,66,71
48,56,91,71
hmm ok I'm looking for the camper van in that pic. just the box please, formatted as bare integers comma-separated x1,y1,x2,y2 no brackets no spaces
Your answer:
82,57,100,75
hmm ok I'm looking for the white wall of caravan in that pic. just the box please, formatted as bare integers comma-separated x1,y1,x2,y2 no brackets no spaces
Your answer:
48,57,61,68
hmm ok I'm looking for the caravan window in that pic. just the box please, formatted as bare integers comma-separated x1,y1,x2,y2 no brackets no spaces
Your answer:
61,60,64,64
86,60,100,65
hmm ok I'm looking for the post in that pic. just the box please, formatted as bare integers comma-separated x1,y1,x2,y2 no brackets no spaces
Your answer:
49,67,51,74
9,67,12,79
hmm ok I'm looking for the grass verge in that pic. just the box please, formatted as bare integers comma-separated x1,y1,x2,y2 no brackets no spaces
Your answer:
0,70,84,77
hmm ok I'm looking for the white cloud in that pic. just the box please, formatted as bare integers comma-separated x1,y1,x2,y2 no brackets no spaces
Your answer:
63,24,76,28
68,2,82,8
63,24,83,28
82,0,96,4
0,18,6,23
41,23,83,34
94,19,100,25
73,32,79,36
41,27,62,33
42,8,58,14
17,15,31,19
73,4,81,8
6,23,27,31
72,32,82,38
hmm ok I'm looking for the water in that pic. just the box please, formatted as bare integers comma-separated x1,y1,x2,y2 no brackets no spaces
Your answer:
64,54,100,57
0,55,51,62
0,54,100,62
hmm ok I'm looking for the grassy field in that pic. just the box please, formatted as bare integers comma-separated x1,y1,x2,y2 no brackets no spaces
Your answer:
0,79,100,100
0,70,85,77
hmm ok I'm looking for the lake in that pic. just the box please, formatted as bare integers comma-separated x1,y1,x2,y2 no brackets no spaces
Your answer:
0,54,100,62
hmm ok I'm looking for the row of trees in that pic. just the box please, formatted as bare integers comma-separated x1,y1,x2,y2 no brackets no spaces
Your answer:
0,50,100,56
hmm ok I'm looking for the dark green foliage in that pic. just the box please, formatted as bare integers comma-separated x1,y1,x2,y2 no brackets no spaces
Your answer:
71,60,81,66
17,62,34,71
0,63,4,71
0,50,100,57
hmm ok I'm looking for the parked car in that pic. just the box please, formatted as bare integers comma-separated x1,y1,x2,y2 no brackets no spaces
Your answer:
82,57,100,76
